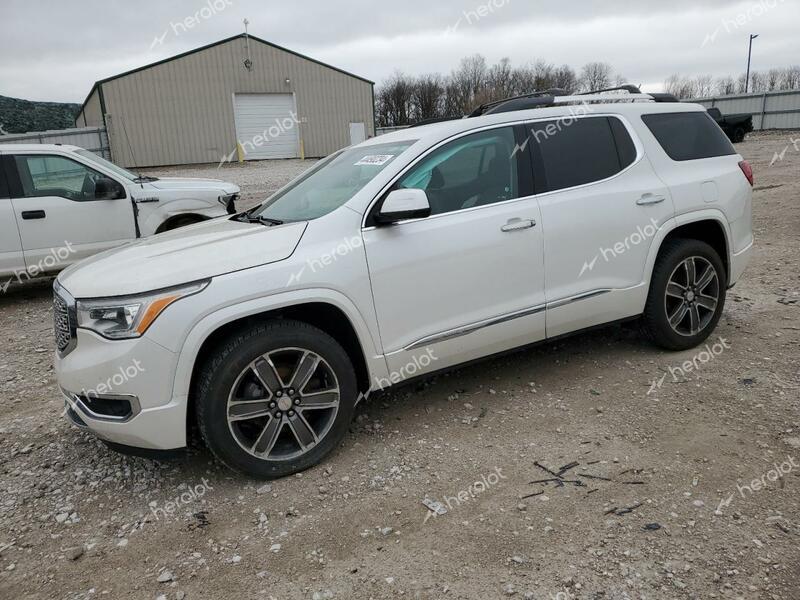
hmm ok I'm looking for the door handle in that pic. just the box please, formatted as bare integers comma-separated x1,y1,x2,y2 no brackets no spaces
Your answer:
21,210,46,220
637,193,665,206
501,218,536,232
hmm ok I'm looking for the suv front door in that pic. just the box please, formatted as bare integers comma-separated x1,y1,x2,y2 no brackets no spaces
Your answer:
8,153,136,272
363,125,546,379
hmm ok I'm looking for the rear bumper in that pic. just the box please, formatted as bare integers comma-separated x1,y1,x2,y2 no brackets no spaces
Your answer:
729,238,753,287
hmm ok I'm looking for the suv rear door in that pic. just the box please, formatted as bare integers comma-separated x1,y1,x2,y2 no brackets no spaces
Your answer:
6,152,136,271
525,115,675,337
0,155,24,280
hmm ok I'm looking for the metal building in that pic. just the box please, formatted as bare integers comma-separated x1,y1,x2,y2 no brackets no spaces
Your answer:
76,34,375,167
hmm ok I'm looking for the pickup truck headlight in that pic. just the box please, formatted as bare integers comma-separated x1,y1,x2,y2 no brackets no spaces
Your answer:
219,193,238,215
76,280,209,339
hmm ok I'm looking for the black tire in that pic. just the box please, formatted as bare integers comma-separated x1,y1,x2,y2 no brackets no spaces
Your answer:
732,127,746,143
642,239,727,351
195,319,357,478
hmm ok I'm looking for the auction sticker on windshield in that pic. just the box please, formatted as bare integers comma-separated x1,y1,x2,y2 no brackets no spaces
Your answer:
355,155,394,166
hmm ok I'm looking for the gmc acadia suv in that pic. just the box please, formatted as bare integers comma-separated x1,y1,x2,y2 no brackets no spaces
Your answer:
53,87,754,478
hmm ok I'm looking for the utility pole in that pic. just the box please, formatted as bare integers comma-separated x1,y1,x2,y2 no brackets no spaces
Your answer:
745,34,759,93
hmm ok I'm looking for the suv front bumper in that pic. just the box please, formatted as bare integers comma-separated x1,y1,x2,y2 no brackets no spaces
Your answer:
55,329,188,450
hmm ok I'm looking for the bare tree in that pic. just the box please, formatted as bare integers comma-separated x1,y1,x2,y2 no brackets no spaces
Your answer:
695,74,714,98
664,74,697,99
375,71,414,127
552,65,579,93
579,62,614,92
411,74,446,122
715,76,736,96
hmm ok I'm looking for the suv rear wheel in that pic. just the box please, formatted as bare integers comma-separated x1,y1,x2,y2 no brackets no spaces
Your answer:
196,320,357,478
642,239,726,351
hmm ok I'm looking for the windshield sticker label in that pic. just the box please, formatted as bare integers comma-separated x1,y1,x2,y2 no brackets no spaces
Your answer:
355,154,394,166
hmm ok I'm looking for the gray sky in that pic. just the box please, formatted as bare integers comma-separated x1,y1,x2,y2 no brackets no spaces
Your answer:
1,0,798,103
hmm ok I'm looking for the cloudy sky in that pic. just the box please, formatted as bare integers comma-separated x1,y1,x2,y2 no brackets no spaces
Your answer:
1,0,798,103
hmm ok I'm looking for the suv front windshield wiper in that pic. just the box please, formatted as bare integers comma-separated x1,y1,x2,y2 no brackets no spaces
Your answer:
133,176,159,183
234,212,284,226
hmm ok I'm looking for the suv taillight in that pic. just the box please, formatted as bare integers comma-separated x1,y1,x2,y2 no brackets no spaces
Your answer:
739,160,754,187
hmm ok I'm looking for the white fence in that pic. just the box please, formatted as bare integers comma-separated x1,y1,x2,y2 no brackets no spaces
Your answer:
0,126,111,159
689,89,800,131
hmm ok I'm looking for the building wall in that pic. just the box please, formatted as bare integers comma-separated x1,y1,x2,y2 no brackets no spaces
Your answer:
76,89,104,128
99,37,374,167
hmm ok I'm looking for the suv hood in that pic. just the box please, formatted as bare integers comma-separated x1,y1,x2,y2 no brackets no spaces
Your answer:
58,218,307,298
148,177,239,192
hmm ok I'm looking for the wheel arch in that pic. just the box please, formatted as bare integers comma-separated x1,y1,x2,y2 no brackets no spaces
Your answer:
646,212,732,289
155,213,210,233
172,292,387,443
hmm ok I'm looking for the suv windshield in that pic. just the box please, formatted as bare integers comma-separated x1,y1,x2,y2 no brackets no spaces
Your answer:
252,141,416,222
73,149,140,182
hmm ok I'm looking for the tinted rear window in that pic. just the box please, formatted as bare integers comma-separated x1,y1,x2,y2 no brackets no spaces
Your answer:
642,112,736,161
531,116,636,192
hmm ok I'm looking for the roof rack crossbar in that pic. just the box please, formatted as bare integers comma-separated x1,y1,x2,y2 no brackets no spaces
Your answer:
578,84,642,96
469,88,568,117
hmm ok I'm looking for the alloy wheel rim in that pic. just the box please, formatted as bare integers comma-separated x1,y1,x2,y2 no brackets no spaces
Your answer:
226,347,340,461
664,256,719,337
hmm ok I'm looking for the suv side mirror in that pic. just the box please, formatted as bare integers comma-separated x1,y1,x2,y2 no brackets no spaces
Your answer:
375,189,431,225
95,177,126,200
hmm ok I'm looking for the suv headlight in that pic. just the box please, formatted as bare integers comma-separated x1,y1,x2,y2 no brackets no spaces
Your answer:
76,280,209,339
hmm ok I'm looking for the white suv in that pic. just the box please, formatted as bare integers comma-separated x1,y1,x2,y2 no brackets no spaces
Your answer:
0,144,239,281
53,89,754,478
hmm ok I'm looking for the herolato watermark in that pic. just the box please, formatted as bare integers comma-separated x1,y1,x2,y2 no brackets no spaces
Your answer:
149,478,214,520
218,111,302,168
647,337,731,395
716,456,798,513
423,467,507,523
701,0,786,47
80,359,146,400
2,241,76,293
373,348,438,391
770,135,800,166
286,234,364,286
579,218,659,277
511,102,594,159
150,0,233,49
444,0,511,35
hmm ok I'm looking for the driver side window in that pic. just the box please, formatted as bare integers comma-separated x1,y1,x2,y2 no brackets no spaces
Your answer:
396,126,519,216
13,155,108,201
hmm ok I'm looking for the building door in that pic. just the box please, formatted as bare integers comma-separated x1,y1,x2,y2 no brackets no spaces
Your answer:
349,122,366,145
233,94,299,160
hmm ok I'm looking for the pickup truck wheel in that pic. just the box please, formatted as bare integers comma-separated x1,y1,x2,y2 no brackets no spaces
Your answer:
732,127,746,143
642,239,726,351
196,320,357,479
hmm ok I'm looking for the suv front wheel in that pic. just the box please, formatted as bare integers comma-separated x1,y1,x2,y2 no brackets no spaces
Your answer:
642,239,727,351
196,320,358,478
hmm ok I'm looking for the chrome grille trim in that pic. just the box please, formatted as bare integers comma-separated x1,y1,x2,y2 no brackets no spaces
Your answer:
53,280,77,357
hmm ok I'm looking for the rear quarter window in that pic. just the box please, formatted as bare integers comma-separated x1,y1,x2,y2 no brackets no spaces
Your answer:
642,112,736,161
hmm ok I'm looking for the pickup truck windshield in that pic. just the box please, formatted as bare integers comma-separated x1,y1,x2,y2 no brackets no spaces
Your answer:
252,141,416,222
74,149,140,182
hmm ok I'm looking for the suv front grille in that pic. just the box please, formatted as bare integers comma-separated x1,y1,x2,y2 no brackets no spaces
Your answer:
53,282,77,356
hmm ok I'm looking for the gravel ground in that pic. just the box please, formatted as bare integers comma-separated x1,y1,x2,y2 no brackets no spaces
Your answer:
0,132,798,600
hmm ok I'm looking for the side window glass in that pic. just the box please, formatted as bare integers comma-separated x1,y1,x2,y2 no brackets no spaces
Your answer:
13,155,108,201
396,127,519,216
531,117,626,193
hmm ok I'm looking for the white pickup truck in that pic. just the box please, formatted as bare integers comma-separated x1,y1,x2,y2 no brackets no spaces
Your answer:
0,144,239,282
